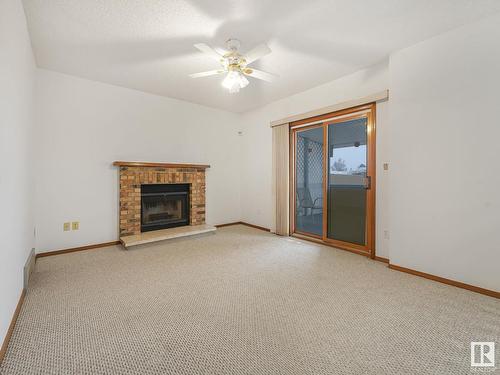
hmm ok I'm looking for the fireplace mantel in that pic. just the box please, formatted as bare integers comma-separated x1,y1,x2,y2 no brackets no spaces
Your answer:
113,161,210,169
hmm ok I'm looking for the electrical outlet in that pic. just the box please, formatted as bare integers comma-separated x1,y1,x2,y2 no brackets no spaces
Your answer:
383,163,389,171
63,222,71,231
384,230,390,239
72,221,79,230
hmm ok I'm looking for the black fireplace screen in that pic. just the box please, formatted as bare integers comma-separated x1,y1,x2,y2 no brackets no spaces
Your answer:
141,184,190,232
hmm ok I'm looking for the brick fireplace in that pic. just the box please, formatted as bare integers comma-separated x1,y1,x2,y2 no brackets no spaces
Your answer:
113,161,209,237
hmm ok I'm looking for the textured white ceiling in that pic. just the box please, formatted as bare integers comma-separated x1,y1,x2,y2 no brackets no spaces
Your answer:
22,0,500,112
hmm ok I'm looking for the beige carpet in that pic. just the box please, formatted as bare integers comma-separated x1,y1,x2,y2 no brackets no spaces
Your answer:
1,225,499,374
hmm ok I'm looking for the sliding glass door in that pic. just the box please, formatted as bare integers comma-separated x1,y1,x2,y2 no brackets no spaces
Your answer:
291,105,375,256
327,116,372,249
294,126,324,237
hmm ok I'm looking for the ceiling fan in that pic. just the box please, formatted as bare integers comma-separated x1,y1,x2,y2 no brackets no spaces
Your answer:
189,39,278,93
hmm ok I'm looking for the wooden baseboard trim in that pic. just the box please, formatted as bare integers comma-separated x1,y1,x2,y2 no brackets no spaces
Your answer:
36,241,121,259
374,256,389,264
388,264,499,299
239,222,271,232
0,289,26,364
214,222,241,228
215,221,271,232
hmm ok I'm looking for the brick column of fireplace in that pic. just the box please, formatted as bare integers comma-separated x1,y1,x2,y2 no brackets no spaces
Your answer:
113,161,209,236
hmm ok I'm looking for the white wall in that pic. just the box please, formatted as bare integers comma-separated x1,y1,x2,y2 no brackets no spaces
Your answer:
0,0,36,348
35,70,242,252
240,62,391,258
389,14,500,291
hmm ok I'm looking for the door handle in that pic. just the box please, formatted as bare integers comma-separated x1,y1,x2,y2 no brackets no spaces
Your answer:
365,176,371,190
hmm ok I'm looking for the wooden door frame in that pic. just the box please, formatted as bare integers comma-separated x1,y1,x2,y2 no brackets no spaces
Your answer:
289,103,376,259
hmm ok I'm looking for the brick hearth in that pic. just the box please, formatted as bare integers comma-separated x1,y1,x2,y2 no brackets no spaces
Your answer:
113,161,209,236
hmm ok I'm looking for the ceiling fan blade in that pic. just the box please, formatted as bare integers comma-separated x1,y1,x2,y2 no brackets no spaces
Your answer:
189,70,225,78
244,43,272,65
243,68,278,82
193,43,223,61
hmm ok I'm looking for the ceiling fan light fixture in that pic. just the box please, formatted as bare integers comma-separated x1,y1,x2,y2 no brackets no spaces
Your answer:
190,39,276,92
222,71,249,93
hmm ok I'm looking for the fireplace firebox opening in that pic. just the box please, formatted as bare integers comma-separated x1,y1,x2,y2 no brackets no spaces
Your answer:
141,183,190,232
